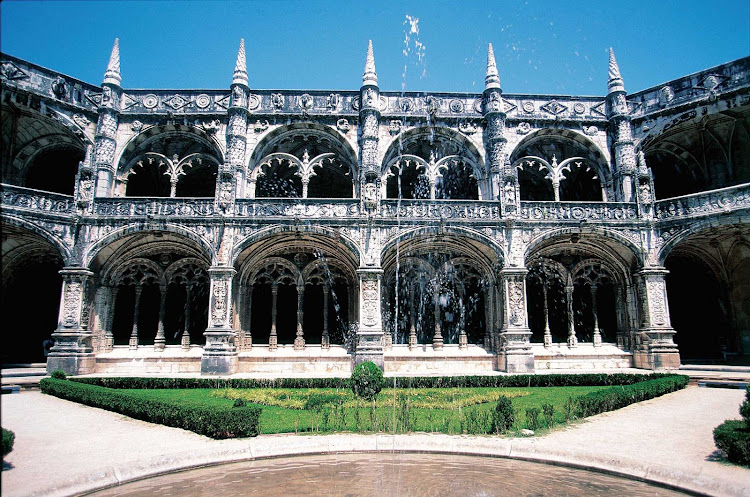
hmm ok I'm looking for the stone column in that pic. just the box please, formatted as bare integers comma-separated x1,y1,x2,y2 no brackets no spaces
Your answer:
565,283,578,348
104,287,118,352
47,268,96,375
269,283,279,351
359,41,381,214
432,291,444,350
294,284,306,350
129,284,142,350
356,269,385,369
201,267,238,374
591,284,602,347
181,284,192,350
94,39,122,198
498,268,534,373
245,285,253,350
408,284,417,350
154,285,167,351
634,268,680,369
606,48,636,203
542,284,553,348
322,284,330,349
458,299,468,350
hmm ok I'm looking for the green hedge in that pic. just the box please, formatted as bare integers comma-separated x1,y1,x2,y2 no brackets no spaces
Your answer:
40,378,261,439
71,373,670,390
575,375,689,417
2,428,14,458
714,420,750,466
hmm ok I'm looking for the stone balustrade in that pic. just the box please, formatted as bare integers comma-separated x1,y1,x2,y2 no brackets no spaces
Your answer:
234,198,361,218
94,197,216,217
380,199,501,220
1,184,75,215
519,201,638,221
654,182,750,221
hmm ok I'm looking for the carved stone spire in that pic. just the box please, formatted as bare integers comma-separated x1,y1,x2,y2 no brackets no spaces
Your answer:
233,38,249,87
607,47,625,93
103,38,121,87
485,43,501,90
362,40,378,87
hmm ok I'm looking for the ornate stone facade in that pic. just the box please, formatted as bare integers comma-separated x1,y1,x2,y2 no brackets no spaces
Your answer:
1,41,749,375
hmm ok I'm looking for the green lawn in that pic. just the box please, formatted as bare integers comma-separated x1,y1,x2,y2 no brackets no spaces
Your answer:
123,386,609,435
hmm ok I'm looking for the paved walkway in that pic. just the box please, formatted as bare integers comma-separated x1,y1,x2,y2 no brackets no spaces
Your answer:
1,386,748,497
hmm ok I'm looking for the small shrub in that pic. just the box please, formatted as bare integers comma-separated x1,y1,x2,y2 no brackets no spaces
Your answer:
542,403,555,427
714,420,750,466
233,398,246,408
351,361,384,401
740,386,750,428
492,395,515,434
50,370,67,380
526,407,541,431
2,428,15,458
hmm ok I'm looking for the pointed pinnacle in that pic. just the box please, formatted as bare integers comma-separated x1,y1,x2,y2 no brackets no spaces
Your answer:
608,47,625,93
233,38,249,87
362,40,378,87
103,38,121,86
485,43,501,90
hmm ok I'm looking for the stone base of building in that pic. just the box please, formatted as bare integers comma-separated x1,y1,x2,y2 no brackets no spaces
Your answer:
633,349,681,370
239,346,352,375
384,345,495,375
46,353,96,375
94,346,203,374
532,343,634,370
201,352,238,375
497,350,536,373
354,330,385,370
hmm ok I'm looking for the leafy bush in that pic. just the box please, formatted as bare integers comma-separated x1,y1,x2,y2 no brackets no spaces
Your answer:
2,428,15,458
492,395,515,433
351,361,384,401
40,378,261,439
542,403,555,427
50,370,67,380
232,398,246,408
713,385,750,466
526,407,541,430
714,421,750,466
70,372,674,391
575,375,688,418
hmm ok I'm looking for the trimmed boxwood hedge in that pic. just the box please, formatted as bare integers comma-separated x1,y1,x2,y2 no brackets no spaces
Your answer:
70,373,676,390
2,427,15,458
40,378,261,439
574,374,689,417
714,420,750,466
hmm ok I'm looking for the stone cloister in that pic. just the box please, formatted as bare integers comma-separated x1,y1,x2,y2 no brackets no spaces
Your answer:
1,40,749,375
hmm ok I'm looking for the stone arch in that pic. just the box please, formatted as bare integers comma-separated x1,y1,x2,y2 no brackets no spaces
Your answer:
115,124,224,198
247,123,358,199
1,214,73,265
509,128,612,202
657,214,750,266
83,223,215,270
380,126,486,200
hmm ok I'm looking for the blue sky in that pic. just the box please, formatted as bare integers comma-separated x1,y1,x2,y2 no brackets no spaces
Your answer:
1,1,748,95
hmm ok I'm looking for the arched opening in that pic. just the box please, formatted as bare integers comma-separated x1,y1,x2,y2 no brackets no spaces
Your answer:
383,128,483,200
510,130,608,202
250,125,356,199
1,225,64,364
117,126,222,198
24,147,83,195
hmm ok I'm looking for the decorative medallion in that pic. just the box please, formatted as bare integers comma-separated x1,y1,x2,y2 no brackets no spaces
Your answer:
131,120,144,133
254,119,269,133
573,102,586,114
658,86,675,107
398,97,414,112
379,96,388,111
522,101,535,113
502,98,518,114
271,93,284,110
214,94,231,109
541,99,567,115
72,113,89,129
425,96,440,116
293,253,309,267
449,99,465,113
389,120,402,135
351,96,360,111
247,94,261,110
336,118,350,134
327,93,341,111
591,101,606,117
84,91,102,107
473,98,483,114
583,125,598,136
0,61,29,81
142,94,159,109
195,94,211,109
163,94,190,110
298,93,314,110
517,122,531,134
120,94,139,110
458,122,477,135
